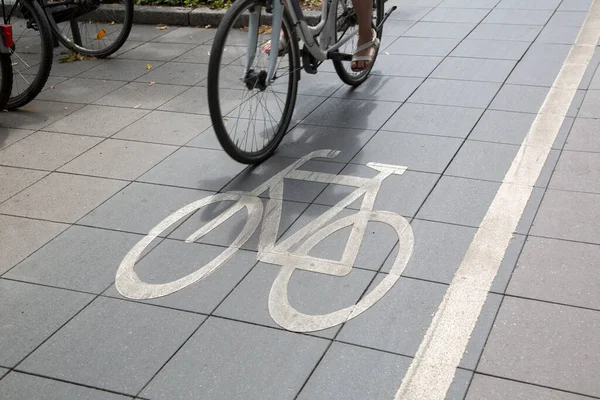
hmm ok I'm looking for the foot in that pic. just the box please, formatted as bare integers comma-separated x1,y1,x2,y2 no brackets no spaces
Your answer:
351,29,379,72
261,30,286,56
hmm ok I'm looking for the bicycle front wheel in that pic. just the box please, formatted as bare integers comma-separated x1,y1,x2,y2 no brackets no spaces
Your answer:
207,0,300,164
0,53,12,110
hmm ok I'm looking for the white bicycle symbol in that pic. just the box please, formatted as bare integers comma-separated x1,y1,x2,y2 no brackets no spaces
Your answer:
116,149,414,333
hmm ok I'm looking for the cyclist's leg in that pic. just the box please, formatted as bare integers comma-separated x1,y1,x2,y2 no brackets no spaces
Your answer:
351,0,377,71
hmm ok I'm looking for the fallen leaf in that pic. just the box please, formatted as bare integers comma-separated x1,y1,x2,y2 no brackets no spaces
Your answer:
148,81,155,86
96,28,106,40
205,24,211,28
258,25,272,34
110,21,116,25
59,53,97,63
11,62,17,66
50,85,55,89
134,104,142,108
384,51,390,55
157,24,168,30
146,64,153,70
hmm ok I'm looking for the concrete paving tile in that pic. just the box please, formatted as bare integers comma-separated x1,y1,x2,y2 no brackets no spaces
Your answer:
19,297,204,395
0,172,127,223
409,79,501,108
49,58,107,78
466,374,594,400
385,37,462,56
564,117,600,152
79,59,164,81
0,367,7,378
112,40,144,58
45,105,149,137
127,24,171,42
0,280,93,367
507,43,571,87
431,57,516,83
141,317,329,399
417,176,499,227
0,216,68,275
352,131,463,174
214,263,374,339
467,23,541,41
496,0,561,9
337,276,446,355
138,147,244,191
315,165,439,218
331,75,423,102
559,0,593,11
5,226,144,293
301,98,400,130
490,233,527,293
460,293,503,370
94,82,188,110
478,297,600,397
297,343,409,400
0,128,34,150
509,237,600,309
0,166,47,203
447,141,519,182
0,101,84,131
578,90,600,118
276,125,376,162
103,239,257,314
154,26,215,44
158,86,214,114
372,54,443,77
421,7,488,23
451,39,530,60
403,21,477,39
291,71,345,97
135,61,208,86
59,139,176,180
114,110,211,145
438,0,499,7
550,150,600,193
0,131,101,170
531,189,600,243
174,44,216,64
183,127,222,150
547,11,588,27
449,369,474,400
118,42,196,62
514,186,546,235
0,372,131,400
79,182,213,235
383,103,483,138
536,25,581,44
483,9,553,25
490,84,548,113
390,5,433,20
36,78,124,104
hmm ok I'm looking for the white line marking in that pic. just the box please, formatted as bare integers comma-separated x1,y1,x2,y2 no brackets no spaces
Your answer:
394,1,600,398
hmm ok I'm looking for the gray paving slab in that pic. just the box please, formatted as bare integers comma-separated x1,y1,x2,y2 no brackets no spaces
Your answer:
508,236,600,310
214,262,374,339
331,76,423,102
48,58,107,78
496,0,561,9
421,7,488,23
390,5,433,21
94,82,188,110
0,101,84,131
446,141,519,182
549,150,600,193
547,11,588,27
291,71,345,97
466,374,595,400
559,0,593,12
0,172,127,223
467,23,542,41
36,78,125,104
483,9,554,25
138,147,244,191
431,57,516,83
564,117,600,152
0,166,47,203
531,189,600,244
153,26,215,44
141,317,329,399
114,111,211,145
373,54,443,77
158,86,218,114
408,78,501,108
79,182,213,235
19,297,204,395
478,297,600,397
0,131,101,171
403,22,477,39
45,105,149,137
0,279,93,367
337,275,446,355
0,367,7,379
385,37,462,56
5,226,145,293
489,84,549,113
103,239,257,314
301,98,400,130
174,44,213,63
578,90,600,118
351,130,463,173
315,165,439,218
514,186,547,235
382,102,483,138
0,372,132,400
449,369,474,400
79,59,164,82
417,175,500,227
507,43,571,87
118,42,196,62
536,25,581,44
135,61,208,86
450,39,530,60
0,128,34,150
127,24,171,42
438,0,499,7
297,342,409,400
58,139,176,180
0,216,68,275
490,233,527,293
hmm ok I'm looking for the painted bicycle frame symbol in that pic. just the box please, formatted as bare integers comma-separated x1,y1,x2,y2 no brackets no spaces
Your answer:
116,149,414,333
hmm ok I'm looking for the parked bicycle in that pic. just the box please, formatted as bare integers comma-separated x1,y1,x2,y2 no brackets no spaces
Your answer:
0,22,13,109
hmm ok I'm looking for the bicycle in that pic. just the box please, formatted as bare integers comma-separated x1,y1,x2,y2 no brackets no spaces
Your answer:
206,0,396,164
0,23,13,109
115,149,414,333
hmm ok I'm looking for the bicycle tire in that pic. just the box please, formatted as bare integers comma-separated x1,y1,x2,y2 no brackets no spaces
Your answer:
332,0,383,87
43,0,133,58
116,193,262,300
0,54,12,110
268,210,414,332
6,0,53,110
207,0,301,164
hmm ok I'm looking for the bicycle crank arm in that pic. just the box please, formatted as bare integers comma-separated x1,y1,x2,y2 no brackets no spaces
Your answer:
376,5,397,31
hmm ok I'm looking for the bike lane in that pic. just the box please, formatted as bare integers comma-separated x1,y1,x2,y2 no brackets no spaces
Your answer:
1,0,600,399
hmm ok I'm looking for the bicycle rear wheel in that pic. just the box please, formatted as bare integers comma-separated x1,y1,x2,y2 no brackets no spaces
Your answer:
43,0,133,58
207,0,300,164
0,53,12,110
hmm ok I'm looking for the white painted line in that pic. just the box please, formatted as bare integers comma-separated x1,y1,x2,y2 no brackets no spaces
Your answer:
394,1,600,398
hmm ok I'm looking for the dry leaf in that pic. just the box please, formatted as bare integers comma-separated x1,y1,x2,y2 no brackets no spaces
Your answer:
59,53,97,63
148,81,155,86
241,25,271,34
157,24,168,30
96,29,106,40
134,104,142,108
110,21,116,25
50,85,55,90
146,64,153,70
205,24,211,28
384,51,390,55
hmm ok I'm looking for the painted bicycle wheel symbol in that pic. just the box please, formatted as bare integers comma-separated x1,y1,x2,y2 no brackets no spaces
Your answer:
116,149,414,332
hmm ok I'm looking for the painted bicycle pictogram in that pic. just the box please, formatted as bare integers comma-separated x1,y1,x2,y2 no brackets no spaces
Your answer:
115,149,414,333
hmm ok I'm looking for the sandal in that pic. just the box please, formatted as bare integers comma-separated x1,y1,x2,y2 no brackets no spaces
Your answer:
351,29,380,72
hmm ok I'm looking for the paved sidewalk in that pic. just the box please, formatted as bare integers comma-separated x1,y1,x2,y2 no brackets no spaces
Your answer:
2,0,600,398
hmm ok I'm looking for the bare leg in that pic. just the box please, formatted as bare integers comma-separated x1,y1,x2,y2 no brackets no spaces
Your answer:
351,0,375,71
